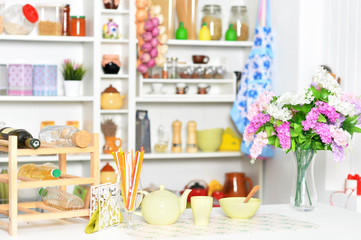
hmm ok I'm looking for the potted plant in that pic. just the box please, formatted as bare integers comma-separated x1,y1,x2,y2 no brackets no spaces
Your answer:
61,59,87,97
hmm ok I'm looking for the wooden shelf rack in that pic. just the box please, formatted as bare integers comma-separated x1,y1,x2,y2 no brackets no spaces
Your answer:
0,133,100,236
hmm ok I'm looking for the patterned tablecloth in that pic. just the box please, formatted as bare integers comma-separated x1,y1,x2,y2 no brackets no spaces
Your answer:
122,214,318,240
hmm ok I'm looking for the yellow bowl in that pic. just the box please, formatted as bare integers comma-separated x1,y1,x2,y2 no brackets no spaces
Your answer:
219,197,261,219
196,128,224,152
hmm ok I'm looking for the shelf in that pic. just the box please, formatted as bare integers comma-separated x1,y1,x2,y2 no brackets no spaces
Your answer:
0,96,94,102
141,79,234,84
101,39,129,44
0,146,95,156
135,95,235,103
0,35,94,43
0,154,91,163
101,9,130,14
101,74,129,79
0,173,94,189
100,109,128,114
100,151,243,160
166,39,253,47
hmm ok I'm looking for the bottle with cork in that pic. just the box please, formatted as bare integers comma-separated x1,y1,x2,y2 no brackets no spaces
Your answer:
38,125,91,148
186,121,197,153
172,120,182,153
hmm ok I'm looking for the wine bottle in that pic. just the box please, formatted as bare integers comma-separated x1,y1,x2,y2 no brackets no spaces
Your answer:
0,127,41,149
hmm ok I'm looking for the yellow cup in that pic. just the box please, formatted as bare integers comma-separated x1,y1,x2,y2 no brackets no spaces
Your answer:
191,196,213,226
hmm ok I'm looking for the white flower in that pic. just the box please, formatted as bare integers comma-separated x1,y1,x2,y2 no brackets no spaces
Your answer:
266,103,293,121
328,95,358,117
276,89,314,106
312,66,341,94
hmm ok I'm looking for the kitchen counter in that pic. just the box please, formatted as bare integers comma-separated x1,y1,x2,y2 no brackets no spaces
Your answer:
0,203,360,240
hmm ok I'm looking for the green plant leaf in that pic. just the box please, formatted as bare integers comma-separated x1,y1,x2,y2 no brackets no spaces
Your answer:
352,126,361,133
291,139,296,152
276,120,283,127
311,85,321,100
265,126,274,137
268,135,277,145
290,129,298,137
275,137,281,148
300,104,313,113
317,114,327,123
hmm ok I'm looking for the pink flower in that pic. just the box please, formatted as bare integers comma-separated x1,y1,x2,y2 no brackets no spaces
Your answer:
247,113,271,135
250,131,268,160
302,108,320,130
275,122,291,149
314,123,332,144
243,125,254,143
315,101,340,122
73,64,80,71
64,59,71,64
330,125,348,148
247,91,274,120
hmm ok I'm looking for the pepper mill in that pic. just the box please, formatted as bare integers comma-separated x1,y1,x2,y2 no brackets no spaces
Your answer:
186,121,197,153
172,120,182,152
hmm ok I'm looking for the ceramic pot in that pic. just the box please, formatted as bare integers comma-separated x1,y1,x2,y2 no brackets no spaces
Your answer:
223,172,253,197
101,92,125,109
103,136,122,154
64,80,81,97
100,162,118,184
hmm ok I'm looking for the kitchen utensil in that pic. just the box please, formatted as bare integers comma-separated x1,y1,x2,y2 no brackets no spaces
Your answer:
219,197,261,219
186,121,197,153
192,55,209,64
181,179,208,205
134,185,191,225
136,110,151,153
223,172,253,197
176,83,188,94
100,162,117,184
101,85,125,109
243,185,260,203
197,83,210,94
103,136,122,154
191,196,213,226
196,128,223,152
172,120,182,152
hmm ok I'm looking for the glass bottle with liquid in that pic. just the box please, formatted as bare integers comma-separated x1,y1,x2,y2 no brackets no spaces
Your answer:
39,187,84,211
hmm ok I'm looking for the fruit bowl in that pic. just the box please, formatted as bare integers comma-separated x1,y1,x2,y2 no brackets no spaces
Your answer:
196,128,223,152
219,197,261,219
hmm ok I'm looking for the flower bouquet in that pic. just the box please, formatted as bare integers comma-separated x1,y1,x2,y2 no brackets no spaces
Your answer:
244,67,361,211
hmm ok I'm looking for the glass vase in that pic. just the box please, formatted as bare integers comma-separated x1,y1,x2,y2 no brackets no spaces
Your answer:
290,148,317,211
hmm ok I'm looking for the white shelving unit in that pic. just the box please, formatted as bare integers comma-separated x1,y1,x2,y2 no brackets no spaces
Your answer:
167,39,253,47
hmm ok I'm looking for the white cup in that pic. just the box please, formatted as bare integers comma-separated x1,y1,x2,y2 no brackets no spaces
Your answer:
152,83,163,94
191,196,213,226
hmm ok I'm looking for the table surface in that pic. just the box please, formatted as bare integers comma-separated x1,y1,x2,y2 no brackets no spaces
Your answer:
0,203,360,240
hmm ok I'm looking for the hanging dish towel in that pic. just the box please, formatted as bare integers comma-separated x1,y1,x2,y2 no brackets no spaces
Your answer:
231,0,274,158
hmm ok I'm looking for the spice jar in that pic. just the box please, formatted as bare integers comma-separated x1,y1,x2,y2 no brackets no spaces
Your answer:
229,5,249,41
70,16,86,36
0,2,4,35
169,57,178,79
203,66,215,79
61,4,70,36
201,5,222,40
37,4,62,36
4,4,38,35
102,55,121,74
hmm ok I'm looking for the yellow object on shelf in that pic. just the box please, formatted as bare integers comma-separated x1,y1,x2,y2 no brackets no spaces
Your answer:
218,127,242,151
208,179,223,196
198,23,211,41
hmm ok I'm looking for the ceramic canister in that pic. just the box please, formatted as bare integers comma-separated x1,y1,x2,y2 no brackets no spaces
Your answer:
8,64,33,96
33,65,57,96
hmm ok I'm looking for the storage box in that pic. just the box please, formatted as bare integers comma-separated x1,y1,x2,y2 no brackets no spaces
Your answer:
33,64,57,96
8,64,33,96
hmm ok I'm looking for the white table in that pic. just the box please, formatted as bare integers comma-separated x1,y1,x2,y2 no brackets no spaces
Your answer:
0,204,360,240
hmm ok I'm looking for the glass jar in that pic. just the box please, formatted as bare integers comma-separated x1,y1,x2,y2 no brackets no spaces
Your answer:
168,57,178,79
4,4,38,35
37,4,62,36
201,5,222,40
61,4,70,36
229,6,249,41
0,1,4,34
70,16,86,36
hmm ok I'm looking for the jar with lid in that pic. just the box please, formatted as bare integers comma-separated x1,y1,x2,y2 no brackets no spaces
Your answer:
229,5,249,41
168,57,178,79
4,4,38,35
201,5,222,40
37,4,62,36
0,1,4,34
70,16,86,36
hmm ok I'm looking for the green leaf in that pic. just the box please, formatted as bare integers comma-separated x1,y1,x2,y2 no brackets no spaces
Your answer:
311,85,321,100
321,88,330,102
291,139,296,152
275,137,281,148
300,104,313,113
294,123,303,134
351,126,361,133
269,116,275,124
265,126,274,137
276,120,283,127
317,114,327,123
290,129,298,137
268,135,277,145
292,105,301,111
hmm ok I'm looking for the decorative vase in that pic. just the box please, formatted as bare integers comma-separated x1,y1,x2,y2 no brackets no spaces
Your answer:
290,148,317,212
64,80,81,97
103,136,122,154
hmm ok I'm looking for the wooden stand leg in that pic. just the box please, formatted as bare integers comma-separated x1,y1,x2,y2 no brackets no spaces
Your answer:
58,154,67,192
8,136,18,236
90,133,99,186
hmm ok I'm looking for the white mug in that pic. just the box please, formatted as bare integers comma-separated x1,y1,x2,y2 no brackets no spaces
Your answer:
152,83,163,94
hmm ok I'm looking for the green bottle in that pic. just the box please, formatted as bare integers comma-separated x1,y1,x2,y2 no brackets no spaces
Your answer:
176,22,188,40
225,24,237,41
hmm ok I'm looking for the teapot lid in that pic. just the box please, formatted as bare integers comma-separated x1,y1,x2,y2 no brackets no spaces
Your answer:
101,162,115,172
102,84,119,94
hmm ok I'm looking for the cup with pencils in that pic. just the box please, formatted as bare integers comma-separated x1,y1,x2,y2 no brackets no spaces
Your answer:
112,149,145,229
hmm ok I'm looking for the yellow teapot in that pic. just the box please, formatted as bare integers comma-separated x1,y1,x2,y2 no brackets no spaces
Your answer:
101,84,125,109
134,185,191,225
